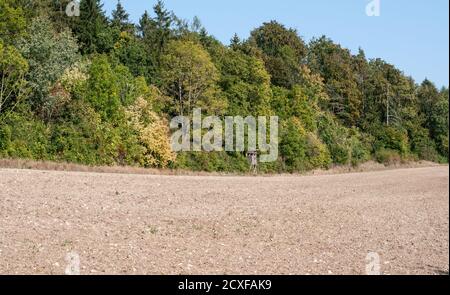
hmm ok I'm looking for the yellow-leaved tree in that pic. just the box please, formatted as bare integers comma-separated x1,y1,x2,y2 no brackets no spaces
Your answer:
126,89,176,168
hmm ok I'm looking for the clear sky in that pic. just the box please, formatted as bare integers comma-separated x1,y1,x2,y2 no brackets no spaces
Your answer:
102,0,449,88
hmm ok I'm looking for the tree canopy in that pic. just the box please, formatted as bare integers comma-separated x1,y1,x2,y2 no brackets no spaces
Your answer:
0,0,448,171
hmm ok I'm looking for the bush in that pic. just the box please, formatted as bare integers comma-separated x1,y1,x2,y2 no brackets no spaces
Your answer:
49,99,142,167
50,121,101,165
317,112,370,166
439,135,449,162
280,117,331,172
305,132,332,169
373,125,409,156
49,100,110,165
126,97,175,168
408,127,440,162
348,129,372,166
84,55,122,121
174,151,250,172
0,108,50,159
375,148,402,165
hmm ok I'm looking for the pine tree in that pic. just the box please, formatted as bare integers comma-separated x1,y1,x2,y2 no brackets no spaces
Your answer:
153,0,172,52
138,10,154,38
230,33,241,50
111,0,130,32
72,0,111,54
138,1,174,85
190,16,202,33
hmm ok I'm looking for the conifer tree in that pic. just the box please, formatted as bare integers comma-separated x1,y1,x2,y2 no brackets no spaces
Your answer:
111,0,131,32
72,0,111,54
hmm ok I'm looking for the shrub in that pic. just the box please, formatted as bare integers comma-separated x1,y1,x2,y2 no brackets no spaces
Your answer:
305,132,332,169
0,108,50,159
348,129,372,166
84,55,122,121
126,97,175,168
174,152,250,172
317,112,370,166
373,125,409,156
50,100,112,165
280,117,331,172
60,59,90,94
439,135,449,162
375,148,402,165
408,125,440,162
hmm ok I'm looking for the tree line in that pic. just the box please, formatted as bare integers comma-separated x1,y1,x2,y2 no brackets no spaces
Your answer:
0,0,448,172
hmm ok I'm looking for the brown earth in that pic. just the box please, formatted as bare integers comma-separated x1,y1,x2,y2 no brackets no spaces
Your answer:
0,166,448,275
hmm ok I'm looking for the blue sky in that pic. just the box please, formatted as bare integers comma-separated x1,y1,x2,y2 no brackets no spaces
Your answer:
102,0,449,88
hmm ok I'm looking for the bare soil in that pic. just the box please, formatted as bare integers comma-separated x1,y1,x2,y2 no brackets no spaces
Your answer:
0,166,448,275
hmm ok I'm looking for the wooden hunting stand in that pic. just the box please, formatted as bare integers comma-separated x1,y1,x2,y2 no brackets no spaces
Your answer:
247,151,258,174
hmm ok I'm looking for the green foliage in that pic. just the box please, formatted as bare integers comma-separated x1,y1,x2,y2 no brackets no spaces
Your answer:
161,39,226,115
71,0,113,54
280,117,331,171
435,88,449,158
317,113,370,166
50,98,144,166
289,86,318,131
17,17,79,120
211,44,272,116
50,99,104,164
372,125,409,156
308,37,363,127
84,55,122,121
361,59,417,129
152,0,173,49
111,0,132,32
374,148,402,165
271,84,319,130
174,151,250,172
111,31,149,78
271,86,290,119
0,40,29,116
417,81,449,159
138,0,175,85
0,106,50,159
83,54,149,121
0,1,448,171
248,21,307,88
406,121,440,162
0,0,27,42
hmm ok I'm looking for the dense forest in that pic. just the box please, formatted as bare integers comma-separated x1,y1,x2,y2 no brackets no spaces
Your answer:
0,0,448,173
